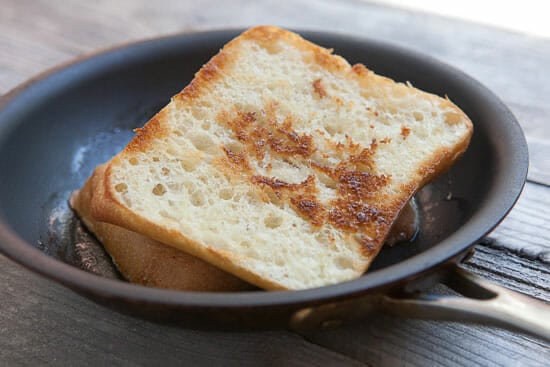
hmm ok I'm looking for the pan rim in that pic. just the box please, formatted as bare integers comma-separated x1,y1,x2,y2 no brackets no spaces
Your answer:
0,28,528,309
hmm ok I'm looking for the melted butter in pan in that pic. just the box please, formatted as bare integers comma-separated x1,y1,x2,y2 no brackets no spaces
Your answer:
385,198,419,246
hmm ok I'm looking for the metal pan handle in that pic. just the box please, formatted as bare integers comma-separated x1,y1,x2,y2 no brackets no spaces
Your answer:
380,266,550,341
290,265,550,341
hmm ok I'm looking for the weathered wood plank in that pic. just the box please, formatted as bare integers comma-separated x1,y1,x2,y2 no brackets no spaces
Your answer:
526,138,550,187
466,244,549,301
488,182,550,259
0,255,366,367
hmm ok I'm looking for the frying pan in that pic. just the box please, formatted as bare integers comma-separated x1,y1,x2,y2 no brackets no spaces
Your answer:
0,29,548,339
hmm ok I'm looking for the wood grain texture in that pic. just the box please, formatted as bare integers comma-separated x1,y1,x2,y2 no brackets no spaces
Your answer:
0,256,365,367
489,182,550,258
1,0,549,366
526,138,550,187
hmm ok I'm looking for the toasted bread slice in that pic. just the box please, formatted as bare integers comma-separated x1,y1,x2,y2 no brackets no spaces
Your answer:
70,164,253,291
72,163,416,290
92,26,472,290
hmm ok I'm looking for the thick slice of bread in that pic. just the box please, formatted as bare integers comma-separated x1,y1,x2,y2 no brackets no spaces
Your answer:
92,26,473,290
70,164,253,291
71,163,415,290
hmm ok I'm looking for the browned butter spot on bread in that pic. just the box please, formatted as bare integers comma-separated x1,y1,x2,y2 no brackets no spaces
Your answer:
219,108,315,162
401,126,411,139
313,78,327,98
357,236,379,257
271,117,314,158
290,195,326,227
222,146,251,172
251,175,325,226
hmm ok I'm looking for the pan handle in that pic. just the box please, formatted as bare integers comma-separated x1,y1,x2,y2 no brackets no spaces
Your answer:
380,265,550,341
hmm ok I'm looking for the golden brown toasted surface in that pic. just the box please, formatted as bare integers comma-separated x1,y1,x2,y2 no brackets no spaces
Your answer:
70,165,254,292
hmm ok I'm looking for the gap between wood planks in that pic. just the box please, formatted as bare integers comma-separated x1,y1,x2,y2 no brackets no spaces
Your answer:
487,180,550,261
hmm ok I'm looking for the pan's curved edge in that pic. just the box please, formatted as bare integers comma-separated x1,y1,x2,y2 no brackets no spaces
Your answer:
0,29,529,327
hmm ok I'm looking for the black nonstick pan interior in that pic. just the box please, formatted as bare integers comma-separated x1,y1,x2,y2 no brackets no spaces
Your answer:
0,30,527,328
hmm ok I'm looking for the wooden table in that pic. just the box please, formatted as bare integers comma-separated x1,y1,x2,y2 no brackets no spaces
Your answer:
1,1,549,365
